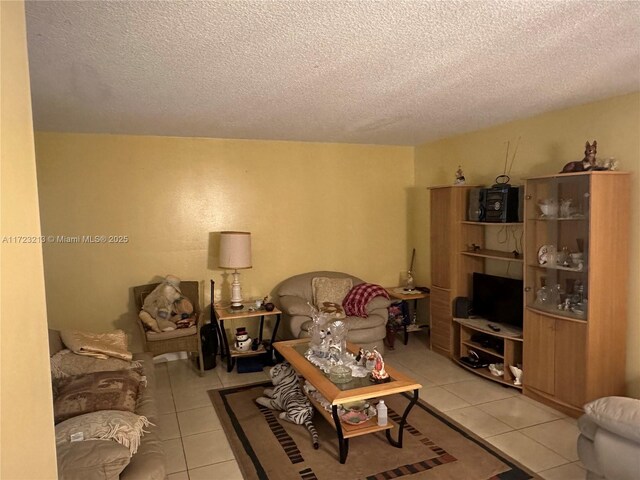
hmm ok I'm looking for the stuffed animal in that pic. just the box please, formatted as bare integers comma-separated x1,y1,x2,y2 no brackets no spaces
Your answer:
171,297,195,329
139,275,183,333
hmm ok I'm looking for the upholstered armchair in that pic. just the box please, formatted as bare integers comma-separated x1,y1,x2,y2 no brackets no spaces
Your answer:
276,271,390,353
133,281,205,375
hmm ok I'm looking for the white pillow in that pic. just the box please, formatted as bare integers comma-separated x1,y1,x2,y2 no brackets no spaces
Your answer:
584,396,640,443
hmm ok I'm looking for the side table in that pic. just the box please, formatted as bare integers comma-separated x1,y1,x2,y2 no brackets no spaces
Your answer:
385,287,430,345
211,300,281,373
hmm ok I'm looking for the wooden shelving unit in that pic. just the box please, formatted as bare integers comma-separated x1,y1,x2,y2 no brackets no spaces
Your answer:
454,317,523,389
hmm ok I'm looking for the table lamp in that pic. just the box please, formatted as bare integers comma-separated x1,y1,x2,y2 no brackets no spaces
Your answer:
219,231,252,309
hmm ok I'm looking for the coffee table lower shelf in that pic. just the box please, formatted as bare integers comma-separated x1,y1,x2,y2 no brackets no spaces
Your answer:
307,395,393,439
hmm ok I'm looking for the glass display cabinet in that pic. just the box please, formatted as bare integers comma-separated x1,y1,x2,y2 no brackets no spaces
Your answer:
525,173,590,321
522,171,630,416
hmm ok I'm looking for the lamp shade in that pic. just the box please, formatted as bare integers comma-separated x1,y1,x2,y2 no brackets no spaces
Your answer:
219,231,252,269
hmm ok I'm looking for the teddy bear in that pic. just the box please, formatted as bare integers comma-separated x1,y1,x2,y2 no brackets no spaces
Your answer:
171,297,195,329
139,275,184,333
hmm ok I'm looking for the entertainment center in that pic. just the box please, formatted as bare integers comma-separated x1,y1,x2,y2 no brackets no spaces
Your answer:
429,171,630,416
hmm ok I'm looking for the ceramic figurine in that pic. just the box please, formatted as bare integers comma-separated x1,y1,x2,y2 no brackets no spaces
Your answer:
454,165,466,185
560,141,597,173
235,327,252,352
369,348,390,383
509,365,523,386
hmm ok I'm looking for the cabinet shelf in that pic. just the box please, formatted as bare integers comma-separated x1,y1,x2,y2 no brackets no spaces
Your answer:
461,340,504,359
527,263,587,273
453,317,523,340
526,306,587,323
461,249,523,262
455,360,522,390
461,221,523,226
527,216,586,222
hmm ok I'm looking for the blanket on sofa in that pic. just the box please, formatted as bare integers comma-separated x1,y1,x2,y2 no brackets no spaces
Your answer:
342,283,389,318
60,329,133,361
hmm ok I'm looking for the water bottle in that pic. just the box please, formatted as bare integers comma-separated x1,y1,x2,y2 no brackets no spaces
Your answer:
377,400,388,426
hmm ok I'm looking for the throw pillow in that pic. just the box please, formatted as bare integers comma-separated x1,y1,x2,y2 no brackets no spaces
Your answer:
51,349,143,380
56,439,131,480
312,277,353,309
54,370,142,424
55,410,153,456
584,396,640,443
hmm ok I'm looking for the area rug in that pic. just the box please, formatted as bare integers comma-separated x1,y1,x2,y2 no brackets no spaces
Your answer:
209,382,537,480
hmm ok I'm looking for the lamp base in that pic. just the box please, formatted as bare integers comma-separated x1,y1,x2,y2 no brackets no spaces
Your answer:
230,270,244,309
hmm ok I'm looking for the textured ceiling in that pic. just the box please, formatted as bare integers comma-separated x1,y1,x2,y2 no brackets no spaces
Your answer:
25,1,640,146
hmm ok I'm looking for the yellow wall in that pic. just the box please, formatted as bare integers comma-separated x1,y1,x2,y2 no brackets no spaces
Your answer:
414,92,640,396
34,133,413,348
0,1,58,478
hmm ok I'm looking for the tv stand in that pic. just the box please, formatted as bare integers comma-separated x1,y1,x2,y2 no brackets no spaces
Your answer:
453,317,523,389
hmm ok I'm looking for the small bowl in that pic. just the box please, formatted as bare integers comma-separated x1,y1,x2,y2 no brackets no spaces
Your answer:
539,203,558,217
342,400,368,412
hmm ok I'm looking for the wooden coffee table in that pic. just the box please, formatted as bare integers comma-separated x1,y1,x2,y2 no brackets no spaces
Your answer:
274,339,422,463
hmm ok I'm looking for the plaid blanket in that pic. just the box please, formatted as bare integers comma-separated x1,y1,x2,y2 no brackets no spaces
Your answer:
342,283,390,318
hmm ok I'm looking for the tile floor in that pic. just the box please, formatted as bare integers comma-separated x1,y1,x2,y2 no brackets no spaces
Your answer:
154,333,585,479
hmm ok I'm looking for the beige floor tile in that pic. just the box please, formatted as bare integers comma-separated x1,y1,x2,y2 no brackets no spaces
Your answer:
419,386,471,411
521,419,580,461
162,438,187,474
445,406,513,438
478,396,563,429
538,461,586,480
169,366,222,389
519,394,568,418
167,471,189,480
442,379,518,405
189,460,243,480
485,431,568,472
157,390,176,414
420,364,477,385
178,406,222,436
218,368,269,387
158,412,181,440
173,386,216,412
154,363,172,391
182,430,235,470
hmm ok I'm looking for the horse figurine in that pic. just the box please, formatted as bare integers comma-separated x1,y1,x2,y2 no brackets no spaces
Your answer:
560,141,597,173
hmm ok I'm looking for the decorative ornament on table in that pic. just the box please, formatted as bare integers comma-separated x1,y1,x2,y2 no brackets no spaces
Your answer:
454,166,466,185
262,295,275,312
368,348,390,383
560,141,598,173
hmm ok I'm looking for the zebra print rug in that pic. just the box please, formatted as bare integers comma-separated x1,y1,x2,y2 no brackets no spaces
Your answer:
209,382,537,480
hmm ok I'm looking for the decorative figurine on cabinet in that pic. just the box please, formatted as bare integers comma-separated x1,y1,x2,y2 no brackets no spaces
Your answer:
454,165,466,185
560,141,597,173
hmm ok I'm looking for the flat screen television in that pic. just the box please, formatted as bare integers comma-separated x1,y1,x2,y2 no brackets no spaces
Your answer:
471,273,523,328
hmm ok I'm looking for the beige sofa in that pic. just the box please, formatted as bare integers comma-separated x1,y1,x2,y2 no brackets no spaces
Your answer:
577,396,640,480
49,330,165,480
276,271,390,352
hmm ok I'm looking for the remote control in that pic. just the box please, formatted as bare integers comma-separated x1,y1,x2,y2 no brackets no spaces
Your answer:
488,324,501,332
